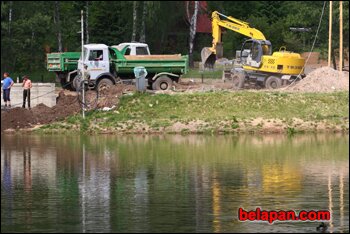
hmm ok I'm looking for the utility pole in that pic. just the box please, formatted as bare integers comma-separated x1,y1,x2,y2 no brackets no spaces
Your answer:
339,1,343,71
328,1,332,67
81,10,85,118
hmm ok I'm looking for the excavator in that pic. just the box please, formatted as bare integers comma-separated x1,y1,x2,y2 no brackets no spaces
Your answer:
201,11,305,89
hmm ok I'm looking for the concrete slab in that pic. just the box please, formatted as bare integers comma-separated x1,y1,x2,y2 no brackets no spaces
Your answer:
1,83,56,108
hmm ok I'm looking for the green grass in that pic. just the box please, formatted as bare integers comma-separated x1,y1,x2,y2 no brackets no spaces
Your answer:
115,91,348,121
40,91,349,134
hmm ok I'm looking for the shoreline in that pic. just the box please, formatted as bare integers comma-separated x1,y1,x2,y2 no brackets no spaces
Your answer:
2,90,349,135
2,117,348,135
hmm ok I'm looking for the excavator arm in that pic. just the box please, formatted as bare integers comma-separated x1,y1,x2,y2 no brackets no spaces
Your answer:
201,11,266,69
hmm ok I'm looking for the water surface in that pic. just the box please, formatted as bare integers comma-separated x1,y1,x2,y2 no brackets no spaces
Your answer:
1,134,349,233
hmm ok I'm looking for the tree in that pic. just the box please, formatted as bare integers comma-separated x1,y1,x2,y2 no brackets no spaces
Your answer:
132,1,138,41
188,1,199,67
85,1,89,44
139,1,147,43
54,1,62,52
0,1,348,76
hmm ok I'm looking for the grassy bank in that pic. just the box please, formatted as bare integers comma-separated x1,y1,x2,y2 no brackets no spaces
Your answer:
37,91,349,134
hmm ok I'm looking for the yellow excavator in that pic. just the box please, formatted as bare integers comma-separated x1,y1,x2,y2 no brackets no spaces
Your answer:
201,11,305,89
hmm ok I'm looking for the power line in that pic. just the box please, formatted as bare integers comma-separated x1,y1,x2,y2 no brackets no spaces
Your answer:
2,81,74,108
285,1,327,88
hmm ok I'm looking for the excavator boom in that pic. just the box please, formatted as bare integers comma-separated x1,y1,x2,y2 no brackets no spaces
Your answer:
201,11,266,68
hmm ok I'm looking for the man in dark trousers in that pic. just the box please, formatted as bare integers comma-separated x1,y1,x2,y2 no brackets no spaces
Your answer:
2,72,14,108
22,75,32,109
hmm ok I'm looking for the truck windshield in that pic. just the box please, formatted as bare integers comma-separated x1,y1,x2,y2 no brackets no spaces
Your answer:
136,47,149,55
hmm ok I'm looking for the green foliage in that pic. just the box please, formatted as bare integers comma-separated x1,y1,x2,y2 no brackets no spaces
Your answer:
1,1,349,76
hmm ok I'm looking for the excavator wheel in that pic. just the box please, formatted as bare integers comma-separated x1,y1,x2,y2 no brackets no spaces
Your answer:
265,76,282,89
231,74,245,90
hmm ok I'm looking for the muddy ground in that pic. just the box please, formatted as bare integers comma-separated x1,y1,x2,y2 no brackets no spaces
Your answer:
1,84,135,131
1,67,348,132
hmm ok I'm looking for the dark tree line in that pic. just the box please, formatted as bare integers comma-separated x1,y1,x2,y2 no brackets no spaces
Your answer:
1,1,348,75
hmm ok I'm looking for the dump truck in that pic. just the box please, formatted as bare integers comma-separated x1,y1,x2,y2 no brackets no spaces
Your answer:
47,42,152,89
71,44,188,91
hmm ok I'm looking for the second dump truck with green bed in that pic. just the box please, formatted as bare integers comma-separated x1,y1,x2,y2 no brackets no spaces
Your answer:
47,43,188,90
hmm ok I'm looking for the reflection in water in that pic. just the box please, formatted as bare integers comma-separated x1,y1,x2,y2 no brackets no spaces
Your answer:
212,174,221,233
340,172,344,231
2,148,13,226
81,143,86,233
1,134,349,233
23,147,32,192
328,173,334,232
80,143,111,233
23,146,33,228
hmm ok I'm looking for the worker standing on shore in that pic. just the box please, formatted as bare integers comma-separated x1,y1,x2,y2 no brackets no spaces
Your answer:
22,75,32,109
2,72,14,108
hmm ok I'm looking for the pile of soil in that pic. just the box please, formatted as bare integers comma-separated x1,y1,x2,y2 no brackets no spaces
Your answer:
301,52,321,64
1,84,136,131
287,67,349,92
1,91,81,131
95,84,135,108
1,107,37,131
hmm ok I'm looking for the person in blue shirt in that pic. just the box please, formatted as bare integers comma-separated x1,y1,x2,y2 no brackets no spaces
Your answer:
2,72,14,108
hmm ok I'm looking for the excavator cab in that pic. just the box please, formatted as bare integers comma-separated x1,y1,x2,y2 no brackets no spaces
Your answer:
239,39,271,68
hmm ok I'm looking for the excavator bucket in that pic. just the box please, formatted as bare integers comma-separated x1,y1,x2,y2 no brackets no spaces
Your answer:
201,47,216,69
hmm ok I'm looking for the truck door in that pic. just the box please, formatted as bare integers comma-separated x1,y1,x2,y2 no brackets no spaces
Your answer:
86,49,110,80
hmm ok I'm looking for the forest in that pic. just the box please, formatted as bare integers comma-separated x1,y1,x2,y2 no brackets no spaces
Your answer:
1,1,349,76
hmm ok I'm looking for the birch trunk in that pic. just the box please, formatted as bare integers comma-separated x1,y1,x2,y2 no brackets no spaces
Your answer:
85,1,89,44
189,1,199,67
54,1,62,52
8,1,13,71
8,1,12,36
132,1,138,41
139,1,147,43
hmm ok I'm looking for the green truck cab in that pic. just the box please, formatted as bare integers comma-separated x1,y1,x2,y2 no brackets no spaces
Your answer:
47,43,188,90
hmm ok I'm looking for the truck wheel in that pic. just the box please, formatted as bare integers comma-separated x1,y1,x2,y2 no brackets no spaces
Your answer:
152,76,173,90
265,76,282,89
97,78,113,92
60,77,68,88
56,73,70,89
232,74,245,90
73,75,83,91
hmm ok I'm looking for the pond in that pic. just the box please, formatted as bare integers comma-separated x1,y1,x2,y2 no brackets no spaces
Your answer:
1,134,349,233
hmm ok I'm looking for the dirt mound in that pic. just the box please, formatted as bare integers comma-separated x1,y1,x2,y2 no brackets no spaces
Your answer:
287,67,349,92
1,84,136,131
96,85,135,108
301,52,320,64
52,92,81,120
1,107,36,131
1,91,81,131
32,103,56,124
